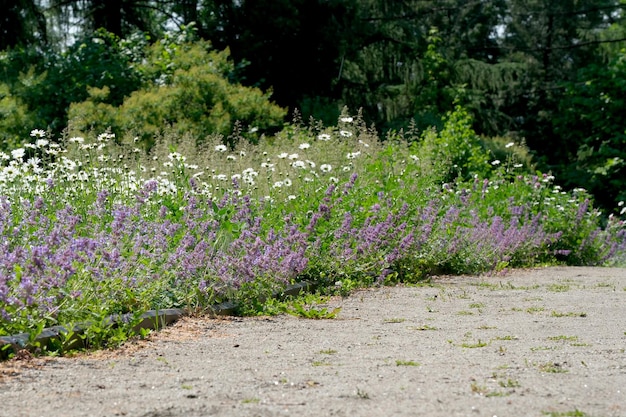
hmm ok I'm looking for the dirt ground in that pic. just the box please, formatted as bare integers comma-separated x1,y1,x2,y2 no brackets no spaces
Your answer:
1,266,625,417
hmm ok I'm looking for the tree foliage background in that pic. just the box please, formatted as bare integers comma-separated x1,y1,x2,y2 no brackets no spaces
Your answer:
1,0,626,211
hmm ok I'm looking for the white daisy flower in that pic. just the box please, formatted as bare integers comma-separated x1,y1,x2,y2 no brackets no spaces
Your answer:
30,129,46,138
11,148,25,160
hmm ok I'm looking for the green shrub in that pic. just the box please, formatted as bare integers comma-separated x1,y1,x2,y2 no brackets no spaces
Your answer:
412,105,493,183
69,40,286,148
0,83,31,150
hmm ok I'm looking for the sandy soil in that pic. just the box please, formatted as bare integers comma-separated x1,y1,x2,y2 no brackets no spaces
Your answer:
1,266,625,417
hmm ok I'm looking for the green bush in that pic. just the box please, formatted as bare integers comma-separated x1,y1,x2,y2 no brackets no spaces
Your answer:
69,39,286,147
0,83,31,150
412,105,493,183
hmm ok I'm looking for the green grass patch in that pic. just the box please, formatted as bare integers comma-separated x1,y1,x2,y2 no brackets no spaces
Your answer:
538,362,568,373
312,360,332,367
457,310,474,316
547,335,578,342
551,311,587,318
547,284,570,292
498,378,521,388
542,410,587,417
395,359,420,366
461,339,489,348
242,398,260,404
384,318,406,323
531,346,558,352
408,324,438,331
493,335,518,341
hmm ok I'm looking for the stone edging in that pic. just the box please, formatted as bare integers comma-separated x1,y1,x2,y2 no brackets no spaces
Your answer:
0,281,314,360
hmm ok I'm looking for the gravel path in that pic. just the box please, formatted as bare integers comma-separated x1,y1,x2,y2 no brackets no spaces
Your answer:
1,266,625,417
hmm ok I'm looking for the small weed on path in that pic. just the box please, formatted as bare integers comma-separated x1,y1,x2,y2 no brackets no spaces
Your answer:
498,378,521,388
285,303,341,319
551,311,587,317
493,335,518,341
547,335,579,342
537,362,569,373
461,339,489,348
384,318,406,323
395,359,420,366
312,360,332,367
547,284,571,292
356,387,370,399
241,398,260,404
542,410,588,417
457,310,474,316
407,324,438,331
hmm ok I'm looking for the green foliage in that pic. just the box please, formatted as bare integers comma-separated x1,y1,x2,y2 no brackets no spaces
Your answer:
395,359,420,366
414,106,493,183
284,301,341,320
60,29,145,106
542,410,587,417
553,48,626,211
479,135,535,174
0,83,31,150
69,38,286,147
230,276,287,316
411,28,459,127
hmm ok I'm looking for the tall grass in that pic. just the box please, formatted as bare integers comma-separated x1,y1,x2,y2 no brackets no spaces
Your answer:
1,111,624,351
